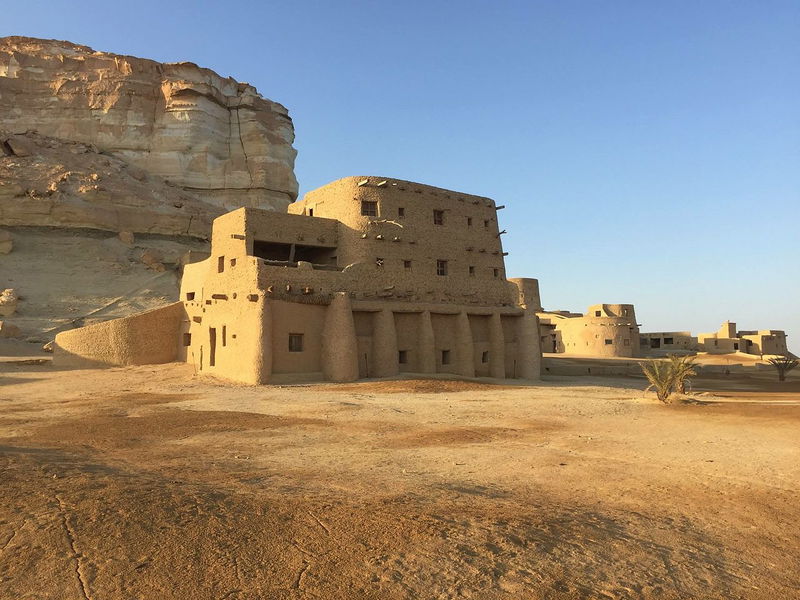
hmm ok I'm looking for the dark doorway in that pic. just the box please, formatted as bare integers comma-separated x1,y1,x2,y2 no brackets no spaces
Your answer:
209,328,217,367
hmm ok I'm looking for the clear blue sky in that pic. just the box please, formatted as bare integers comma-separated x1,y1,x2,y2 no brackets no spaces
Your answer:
4,1,799,352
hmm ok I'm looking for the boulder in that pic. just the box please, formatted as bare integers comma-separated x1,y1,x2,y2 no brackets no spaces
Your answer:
0,320,21,338
0,288,18,316
139,248,166,272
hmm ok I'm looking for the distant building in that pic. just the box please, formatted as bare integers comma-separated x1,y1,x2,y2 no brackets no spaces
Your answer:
537,304,641,358
55,177,544,383
638,331,697,354
697,321,788,356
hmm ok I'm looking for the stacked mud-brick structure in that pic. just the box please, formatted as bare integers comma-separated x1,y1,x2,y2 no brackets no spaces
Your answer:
55,176,544,384
638,331,697,354
537,303,641,358
696,321,789,356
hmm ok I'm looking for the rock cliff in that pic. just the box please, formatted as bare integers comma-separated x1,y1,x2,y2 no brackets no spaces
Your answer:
0,36,298,213
0,129,218,237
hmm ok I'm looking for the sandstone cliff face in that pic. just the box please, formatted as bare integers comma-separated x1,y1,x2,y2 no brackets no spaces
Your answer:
0,36,297,212
0,129,219,237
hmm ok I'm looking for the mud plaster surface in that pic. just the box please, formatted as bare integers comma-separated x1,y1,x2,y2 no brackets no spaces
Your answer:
0,363,798,599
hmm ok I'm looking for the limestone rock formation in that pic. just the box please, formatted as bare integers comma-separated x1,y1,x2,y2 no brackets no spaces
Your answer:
0,36,297,212
0,129,219,236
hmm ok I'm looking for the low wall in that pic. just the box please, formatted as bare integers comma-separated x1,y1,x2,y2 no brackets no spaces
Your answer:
54,302,185,367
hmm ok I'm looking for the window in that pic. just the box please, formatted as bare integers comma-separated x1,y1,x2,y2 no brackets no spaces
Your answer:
483,219,490,228
604,339,613,345
230,258,237,267
185,292,195,301
436,260,448,276
664,337,674,345
481,351,489,363
217,256,225,273
183,333,192,346
222,326,227,347
469,266,475,277
595,310,602,317
308,208,314,216
493,268,500,278
433,209,445,225
734,343,739,350
361,201,378,217
398,350,408,364
288,333,304,352
398,207,405,218
441,350,451,365
403,260,412,270
467,217,473,227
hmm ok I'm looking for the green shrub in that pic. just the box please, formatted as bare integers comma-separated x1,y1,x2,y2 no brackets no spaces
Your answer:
669,355,698,394
641,359,677,403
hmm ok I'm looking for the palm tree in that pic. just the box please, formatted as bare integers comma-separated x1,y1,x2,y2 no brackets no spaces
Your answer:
669,354,697,394
641,359,677,403
767,355,799,382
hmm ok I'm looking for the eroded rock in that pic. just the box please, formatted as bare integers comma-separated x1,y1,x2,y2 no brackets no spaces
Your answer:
0,288,18,316
0,36,297,212
0,320,21,338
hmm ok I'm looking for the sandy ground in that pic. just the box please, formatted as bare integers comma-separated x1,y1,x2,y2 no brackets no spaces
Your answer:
0,362,798,600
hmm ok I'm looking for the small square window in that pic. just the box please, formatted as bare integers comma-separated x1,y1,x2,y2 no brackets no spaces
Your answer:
185,292,195,301
441,350,451,365
595,311,602,317
398,350,408,364
481,350,489,363
398,207,405,218
436,260,448,276
433,210,445,225
288,333,304,352
604,339,613,345
361,201,378,217
469,266,475,277
183,333,192,346
483,219,490,228
230,258,237,267
493,268,500,278
467,217,473,227
664,337,674,345
403,260,412,270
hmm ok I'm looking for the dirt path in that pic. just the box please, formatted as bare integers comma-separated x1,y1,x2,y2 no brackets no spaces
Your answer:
1,363,798,599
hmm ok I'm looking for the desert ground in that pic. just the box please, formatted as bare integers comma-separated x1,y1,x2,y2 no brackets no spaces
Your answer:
1,354,798,599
